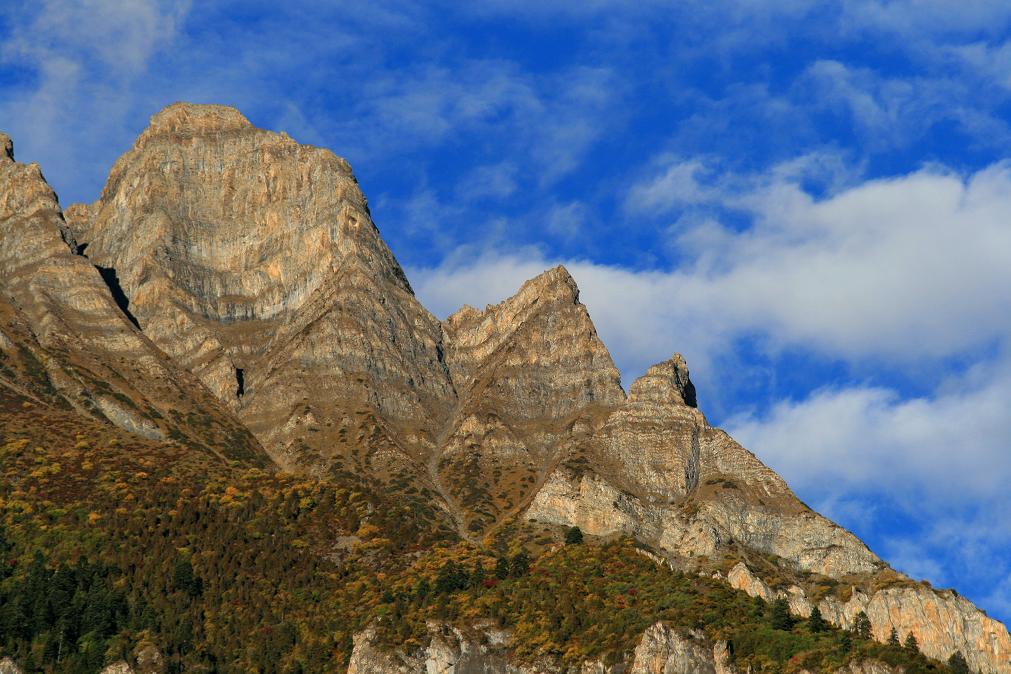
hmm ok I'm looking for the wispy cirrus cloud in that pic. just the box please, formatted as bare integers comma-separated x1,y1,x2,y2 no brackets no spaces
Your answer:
0,0,191,203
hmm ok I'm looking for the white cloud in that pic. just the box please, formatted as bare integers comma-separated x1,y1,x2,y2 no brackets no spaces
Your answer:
455,162,519,201
544,201,589,239
726,363,1011,505
415,160,1011,384
839,1,1011,39
723,363,1011,598
3,0,189,76
342,62,616,185
0,0,192,204
625,159,715,213
946,40,1011,91
411,156,1011,578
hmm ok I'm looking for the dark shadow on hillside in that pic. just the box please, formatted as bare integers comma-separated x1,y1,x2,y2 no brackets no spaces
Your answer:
96,266,141,330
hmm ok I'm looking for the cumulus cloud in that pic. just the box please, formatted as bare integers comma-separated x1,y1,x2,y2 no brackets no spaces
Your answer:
726,362,1011,505
728,370,1011,593
415,159,1011,379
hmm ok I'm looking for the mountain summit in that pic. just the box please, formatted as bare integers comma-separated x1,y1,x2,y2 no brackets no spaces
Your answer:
1,103,1008,673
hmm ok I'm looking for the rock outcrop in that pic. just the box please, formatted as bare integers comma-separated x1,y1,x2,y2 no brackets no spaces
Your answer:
98,663,135,674
0,129,266,465
627,622,731,674
346,621,909,673
347,624,522,674
727,560,1010,674
526,357,881,578
437,265,625,532
66,103,455,476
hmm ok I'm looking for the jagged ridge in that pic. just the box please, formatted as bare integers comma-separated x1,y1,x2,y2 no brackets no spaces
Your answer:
2,103,1008,672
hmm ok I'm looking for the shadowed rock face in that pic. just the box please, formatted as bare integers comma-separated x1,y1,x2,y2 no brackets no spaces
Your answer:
0,130,265,465
10,103,1007,671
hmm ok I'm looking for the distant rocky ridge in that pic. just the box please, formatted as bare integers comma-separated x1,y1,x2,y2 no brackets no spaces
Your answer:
2,103,1009,672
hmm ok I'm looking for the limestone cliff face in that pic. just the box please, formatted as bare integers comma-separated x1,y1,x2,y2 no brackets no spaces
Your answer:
437,266,625,532
67,103,455,472
0,130,265,464
525,355,880,579
727,561,1010,674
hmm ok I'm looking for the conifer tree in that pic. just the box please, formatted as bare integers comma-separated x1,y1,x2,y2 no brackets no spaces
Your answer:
948,651,970,674
472,560,486,588
807,605,826,633
770,598,793,630
495,557,510,580
510,551,530,578
565,526,584,545
0,525,12,581
854,611,872,639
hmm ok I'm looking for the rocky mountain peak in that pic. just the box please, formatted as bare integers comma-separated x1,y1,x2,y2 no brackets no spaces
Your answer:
442,264,623,411
0,132,76,250
443,265,579,333
143,102,255,138
628,353,698,408
0,130,265,462
521,263,580,302
65,102,453,469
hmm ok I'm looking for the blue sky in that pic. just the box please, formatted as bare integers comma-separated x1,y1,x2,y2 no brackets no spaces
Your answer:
3,0,1011,623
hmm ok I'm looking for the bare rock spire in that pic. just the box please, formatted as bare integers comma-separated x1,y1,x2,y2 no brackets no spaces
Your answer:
629,353,698,408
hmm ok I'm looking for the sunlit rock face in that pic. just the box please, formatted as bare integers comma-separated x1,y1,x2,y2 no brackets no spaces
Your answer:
67,103,456,473
0,130,264,464
526,351,881,579
437,265,627,533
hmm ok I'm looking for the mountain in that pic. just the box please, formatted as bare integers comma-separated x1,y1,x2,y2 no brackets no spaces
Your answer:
64,104,454,478
0,104,1008,673
0,130,265,465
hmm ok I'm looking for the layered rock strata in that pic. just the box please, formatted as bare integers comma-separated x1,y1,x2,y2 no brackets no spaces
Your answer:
728,562,1011,674
437,266,626,531
0,131,265,464
66,104,455,473
525,355,881,578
